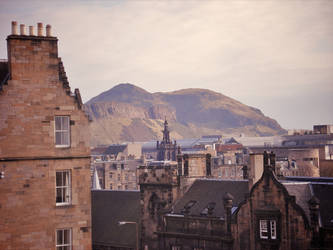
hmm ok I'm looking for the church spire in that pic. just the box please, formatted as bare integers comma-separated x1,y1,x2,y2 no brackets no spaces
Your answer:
162,117,170,144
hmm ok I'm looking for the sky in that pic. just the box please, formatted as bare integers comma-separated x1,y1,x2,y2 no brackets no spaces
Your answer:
0,0,332,130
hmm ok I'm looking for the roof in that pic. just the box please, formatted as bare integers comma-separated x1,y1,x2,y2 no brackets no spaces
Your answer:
234,135,283,147
92,190,140,248
281,176,333,229
311,183,333,229
91,146,109,155
172,179,249,218
104,144,127,155
283,182,312,221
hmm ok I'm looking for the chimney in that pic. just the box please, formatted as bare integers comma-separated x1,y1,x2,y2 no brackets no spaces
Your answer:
223,192,234,237
242,165,248,179
248,153,264,189
37,22,43,36
29,26,34,36
308,195,320,247
20,24,25,36
46,24,51,37
11,21,18,35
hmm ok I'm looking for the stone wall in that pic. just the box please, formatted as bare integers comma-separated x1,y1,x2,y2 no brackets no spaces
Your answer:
0,22,91,250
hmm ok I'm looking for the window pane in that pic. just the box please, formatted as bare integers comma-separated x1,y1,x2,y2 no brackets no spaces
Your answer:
63,132,69,146
260,220,268,239
270,220,277,239
57,230,63,245
56,132,62,145
62,117,69,130
56,172,63,186
64,229,70,244
55,117,61,130
56,188,63,203
63,172,67,186
65,187,70,203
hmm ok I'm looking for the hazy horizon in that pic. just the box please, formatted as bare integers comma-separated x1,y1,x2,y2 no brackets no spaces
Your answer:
0,0,332,130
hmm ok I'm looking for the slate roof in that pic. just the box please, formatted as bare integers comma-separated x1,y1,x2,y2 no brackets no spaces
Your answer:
311,183,333,229
104,144,127,155
282,176,333,229
92,190,140,248
283,182,312,221
172,179,249,218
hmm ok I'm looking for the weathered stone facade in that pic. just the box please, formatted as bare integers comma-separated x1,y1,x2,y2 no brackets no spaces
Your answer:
138,162,181,249
137,152,333,250
93,159,140,190
0,22,91,249
234,152,312,250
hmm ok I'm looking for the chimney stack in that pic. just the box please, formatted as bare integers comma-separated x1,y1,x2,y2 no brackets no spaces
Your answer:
20,24,25,36
46,24,51,37
223,192,234,237
37,22,43,36
11,21,18,35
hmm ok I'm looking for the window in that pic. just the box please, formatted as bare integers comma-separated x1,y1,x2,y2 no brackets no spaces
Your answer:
56,228,72,250
259,219,277,240
56,170,71,205
270,220,277,239
118,174,121,181
259,220,268,239
109,183,113,190
55,116,70,147
109,172,113,179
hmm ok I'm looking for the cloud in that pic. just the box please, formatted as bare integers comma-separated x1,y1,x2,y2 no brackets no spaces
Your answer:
0,0,332,129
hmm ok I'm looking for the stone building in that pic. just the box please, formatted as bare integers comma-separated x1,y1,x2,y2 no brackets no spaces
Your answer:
137,152,333,250
91,152,333,249
0,22,91,249
156,119,178,161
93,159,140,190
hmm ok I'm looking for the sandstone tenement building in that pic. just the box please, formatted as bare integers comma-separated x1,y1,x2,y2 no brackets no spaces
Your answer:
0,22,91,249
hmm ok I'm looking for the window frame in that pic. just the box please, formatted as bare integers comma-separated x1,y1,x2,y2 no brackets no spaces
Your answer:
56,228,72,250
56,170,72,206
55,116,71,148
255,210,280,242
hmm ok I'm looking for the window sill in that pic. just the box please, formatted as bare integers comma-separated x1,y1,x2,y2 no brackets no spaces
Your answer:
56,203,74,208
55,145,71,149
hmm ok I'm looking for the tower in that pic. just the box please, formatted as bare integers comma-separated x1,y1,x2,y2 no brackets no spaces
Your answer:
138,162,181,249
156,118,178,161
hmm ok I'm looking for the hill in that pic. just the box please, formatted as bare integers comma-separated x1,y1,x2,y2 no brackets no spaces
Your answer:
85,83,286,146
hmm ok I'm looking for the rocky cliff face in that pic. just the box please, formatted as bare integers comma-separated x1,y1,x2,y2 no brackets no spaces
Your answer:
85,83,286,146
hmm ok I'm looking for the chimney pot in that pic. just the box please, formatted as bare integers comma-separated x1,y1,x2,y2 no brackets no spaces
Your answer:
29,26,34,36
20,24,25,36
11,21,18,35
37,22,43,36
46,24,51,37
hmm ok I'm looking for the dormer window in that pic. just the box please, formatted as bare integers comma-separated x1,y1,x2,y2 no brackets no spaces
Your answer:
259,219,277,240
